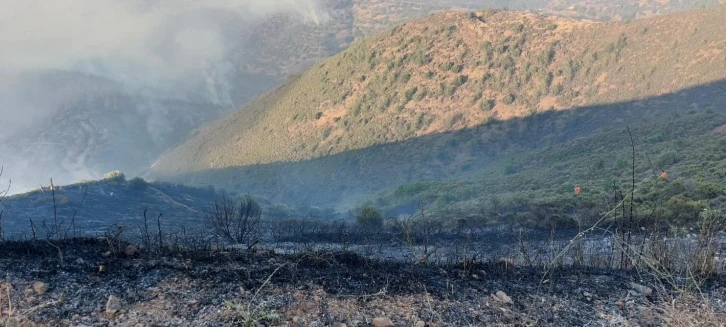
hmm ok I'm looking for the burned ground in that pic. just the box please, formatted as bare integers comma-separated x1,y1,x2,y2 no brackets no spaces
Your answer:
1,238,724,326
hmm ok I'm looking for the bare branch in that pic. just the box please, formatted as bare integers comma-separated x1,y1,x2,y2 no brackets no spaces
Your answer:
65,185,89,238
205,195,261,247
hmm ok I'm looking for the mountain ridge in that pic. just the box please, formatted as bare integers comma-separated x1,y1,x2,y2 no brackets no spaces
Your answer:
151,7,726,178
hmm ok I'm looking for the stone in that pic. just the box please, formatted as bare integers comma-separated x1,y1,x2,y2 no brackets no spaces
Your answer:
373,317,395,327
75,258,85,265
32,281,48,296
124,245,139,256
492,291,513,304
302,301,317,312
333,323,347,327
105,295,122,315
415,321,426,327
629,283,652,296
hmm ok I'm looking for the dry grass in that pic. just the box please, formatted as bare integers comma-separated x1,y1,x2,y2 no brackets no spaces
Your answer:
661,295,726,327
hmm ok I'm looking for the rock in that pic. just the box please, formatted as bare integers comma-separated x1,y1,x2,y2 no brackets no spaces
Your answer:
124,245,139,256
415,321,426,327
32,281,48,296
75,258,85,265
105,295,122,315
492,291,513,304
302,301,317,312
372,317,395,327
629,282,652,296
333,323,348,327
102,251,112,257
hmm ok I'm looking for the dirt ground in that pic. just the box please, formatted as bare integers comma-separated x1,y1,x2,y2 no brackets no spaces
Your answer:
1,239,724,327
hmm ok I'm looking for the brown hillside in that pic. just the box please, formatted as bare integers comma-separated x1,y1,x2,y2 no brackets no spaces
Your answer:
151,7,726,176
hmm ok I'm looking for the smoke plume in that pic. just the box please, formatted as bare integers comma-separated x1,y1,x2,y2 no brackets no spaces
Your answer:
0,0,328,193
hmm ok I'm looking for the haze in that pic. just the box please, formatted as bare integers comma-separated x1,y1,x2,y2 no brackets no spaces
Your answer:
0,0,327,192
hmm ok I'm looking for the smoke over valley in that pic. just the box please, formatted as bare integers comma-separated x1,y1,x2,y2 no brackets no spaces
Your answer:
0,0,330,192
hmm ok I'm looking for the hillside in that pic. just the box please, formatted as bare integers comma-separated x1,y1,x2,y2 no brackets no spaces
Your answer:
3,1,720,193
0,174,223,237
232,0,726,78
151,8,726,181
372,108,726,226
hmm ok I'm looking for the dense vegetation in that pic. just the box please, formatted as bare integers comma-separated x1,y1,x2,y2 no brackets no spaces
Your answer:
372,110,726,228
149,7,726,223
152,7,726,176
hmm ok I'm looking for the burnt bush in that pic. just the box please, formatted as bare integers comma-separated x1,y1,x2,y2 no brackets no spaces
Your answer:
205,195,261,247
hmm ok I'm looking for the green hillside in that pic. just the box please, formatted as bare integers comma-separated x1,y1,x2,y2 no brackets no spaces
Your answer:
152,8,726,174
372,108,726,227
149,81,726,218
149,7,726,219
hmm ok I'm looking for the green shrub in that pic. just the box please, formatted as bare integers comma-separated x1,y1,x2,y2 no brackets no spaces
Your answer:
657,150,681,167
128,177,148,191
355,205,383,230
501,93,515,105
481,99,495,111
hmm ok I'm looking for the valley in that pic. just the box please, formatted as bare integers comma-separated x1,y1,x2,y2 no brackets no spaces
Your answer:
2,2,726,326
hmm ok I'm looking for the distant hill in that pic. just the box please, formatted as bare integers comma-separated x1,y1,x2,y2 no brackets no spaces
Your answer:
0,174,223,237
151,7,726,181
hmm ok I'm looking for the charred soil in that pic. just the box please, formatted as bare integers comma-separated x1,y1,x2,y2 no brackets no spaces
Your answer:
1,239,724,326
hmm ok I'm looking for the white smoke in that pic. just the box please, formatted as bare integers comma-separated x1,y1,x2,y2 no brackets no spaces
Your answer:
0,0,329,193
0,0,329,105
0,0,327,72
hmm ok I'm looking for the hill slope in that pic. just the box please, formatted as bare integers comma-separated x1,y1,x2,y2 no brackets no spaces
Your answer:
0,175,222,237
4,1,720,192
152,7,726,177
149,81,726,213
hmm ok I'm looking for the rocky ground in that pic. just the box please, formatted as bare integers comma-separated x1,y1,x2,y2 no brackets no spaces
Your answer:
1,239,725,327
